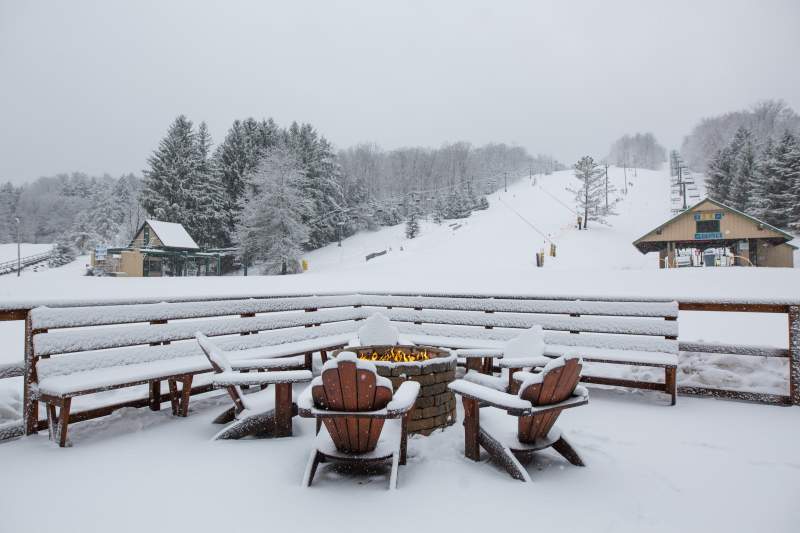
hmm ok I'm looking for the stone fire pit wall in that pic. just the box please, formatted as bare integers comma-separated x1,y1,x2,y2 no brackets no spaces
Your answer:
339,346,457,435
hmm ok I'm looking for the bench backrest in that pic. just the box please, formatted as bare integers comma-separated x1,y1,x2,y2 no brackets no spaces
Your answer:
27,293,678,385
311,352,393,453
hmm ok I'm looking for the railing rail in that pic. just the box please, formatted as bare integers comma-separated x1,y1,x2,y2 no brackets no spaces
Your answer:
0,250,53,275
0,292,797,442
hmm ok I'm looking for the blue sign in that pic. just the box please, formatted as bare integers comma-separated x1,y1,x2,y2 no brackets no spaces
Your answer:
694,232,722,240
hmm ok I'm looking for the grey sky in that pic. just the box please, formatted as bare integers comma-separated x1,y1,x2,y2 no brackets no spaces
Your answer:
1,0,798,183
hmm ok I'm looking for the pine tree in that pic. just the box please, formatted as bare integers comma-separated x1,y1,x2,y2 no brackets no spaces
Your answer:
237,147,310,275
706,147,734,203
0,182,20,243
752,132,798,229
728,128,757,212
476,196,490,210
141,115,198,225
568,156,617,228
215,118,281,240
405,204,420,239
432,195,446,223
188,122,228,247
48,241,76,267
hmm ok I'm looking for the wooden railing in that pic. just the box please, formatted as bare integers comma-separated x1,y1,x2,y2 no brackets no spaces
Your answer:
0,250,53,276
0,292,797,442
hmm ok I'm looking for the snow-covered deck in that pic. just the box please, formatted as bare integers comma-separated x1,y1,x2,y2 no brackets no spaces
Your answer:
1,388,798,533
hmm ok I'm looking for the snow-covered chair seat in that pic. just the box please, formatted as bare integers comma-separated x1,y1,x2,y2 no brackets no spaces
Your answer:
449,354,589,482
297,352,420,489
196,333,312,439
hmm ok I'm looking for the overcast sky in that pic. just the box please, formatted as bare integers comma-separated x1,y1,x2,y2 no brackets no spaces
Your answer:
1,0,798,183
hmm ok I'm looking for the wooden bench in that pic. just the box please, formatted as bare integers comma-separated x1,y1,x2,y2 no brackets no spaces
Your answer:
24,295,362,445
356,294,679,404
22,293,681,446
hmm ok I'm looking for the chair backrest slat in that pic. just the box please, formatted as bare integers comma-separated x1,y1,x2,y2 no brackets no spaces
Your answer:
517,357,582,443
312,352,393,453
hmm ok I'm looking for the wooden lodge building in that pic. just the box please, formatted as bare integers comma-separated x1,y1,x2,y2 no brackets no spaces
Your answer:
633,198,797,268
91,220,224,277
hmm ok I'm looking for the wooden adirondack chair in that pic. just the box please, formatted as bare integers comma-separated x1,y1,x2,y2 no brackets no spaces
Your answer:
196,333,312,440
297,351,420,489
449,354,589,482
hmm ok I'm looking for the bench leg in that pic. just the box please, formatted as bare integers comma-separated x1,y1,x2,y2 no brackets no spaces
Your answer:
665,366,677,406
168,379,180,415
149,381,161,411
46,402,57,440
179,375,193,417
57,398,71,448
462,397,480,461
508,367,521,395
273,383,292,437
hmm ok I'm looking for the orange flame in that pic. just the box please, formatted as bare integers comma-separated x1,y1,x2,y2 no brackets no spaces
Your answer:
358,347,430,363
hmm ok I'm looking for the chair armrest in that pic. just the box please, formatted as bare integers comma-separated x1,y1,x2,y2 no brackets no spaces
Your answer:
212,369,312,387
527,387,590,415
229,355,306,371
386,381,420,416
449,379,532,415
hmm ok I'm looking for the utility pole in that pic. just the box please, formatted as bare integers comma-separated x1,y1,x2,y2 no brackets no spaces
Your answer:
504,171,508,193
604,164,609,210
16,217,21,276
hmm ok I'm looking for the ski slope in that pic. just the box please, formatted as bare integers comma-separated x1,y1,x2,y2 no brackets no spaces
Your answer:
303,166,673,275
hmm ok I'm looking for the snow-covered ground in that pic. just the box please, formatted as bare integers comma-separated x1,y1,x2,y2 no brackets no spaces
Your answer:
0,166,799,532
0,387,798,533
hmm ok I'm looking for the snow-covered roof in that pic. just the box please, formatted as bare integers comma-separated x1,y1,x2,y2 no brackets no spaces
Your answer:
141,220,199,249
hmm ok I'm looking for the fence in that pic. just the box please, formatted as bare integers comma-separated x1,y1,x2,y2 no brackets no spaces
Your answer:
0,291,797,442
0,250,53,276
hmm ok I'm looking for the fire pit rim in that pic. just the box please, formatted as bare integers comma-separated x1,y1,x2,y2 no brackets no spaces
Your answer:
331,345,456,368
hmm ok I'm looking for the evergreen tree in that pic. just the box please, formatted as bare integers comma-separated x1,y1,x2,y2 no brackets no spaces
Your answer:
237,147,310,275
141,115,198,225
476,196,490,210
728,128,757,212
706,147,734,203
215,118,281,240
432,195,446,223
48,241,76,267
568,156,617,228
405,204,420,239
751,132,798,229
0,182,20,243
188,122,228,247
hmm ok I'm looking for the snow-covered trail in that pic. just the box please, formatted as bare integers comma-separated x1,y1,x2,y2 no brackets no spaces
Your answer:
303,165,671,276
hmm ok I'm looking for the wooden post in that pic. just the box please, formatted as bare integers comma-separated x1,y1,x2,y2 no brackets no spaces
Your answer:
23,311,38,435
463,397,480,461
790,306,799,406
148,381,161,411
273,383,293,437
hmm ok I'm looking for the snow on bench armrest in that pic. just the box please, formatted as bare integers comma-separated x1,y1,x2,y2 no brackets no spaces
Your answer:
455,348,504,358
498,356,550,368
386,381,421,415
449,379,532,412
462,370,507,391
212,370,312,387
228,355,306,370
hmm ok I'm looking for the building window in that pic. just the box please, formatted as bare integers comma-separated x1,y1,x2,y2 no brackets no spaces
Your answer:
696,220,720,234
143,226,150,246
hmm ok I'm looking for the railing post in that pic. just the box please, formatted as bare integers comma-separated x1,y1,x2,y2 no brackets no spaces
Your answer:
23,310,38,435
789,305,799,406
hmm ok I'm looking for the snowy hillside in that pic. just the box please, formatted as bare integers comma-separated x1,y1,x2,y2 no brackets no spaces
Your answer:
303,166,672,275
0,243,53,264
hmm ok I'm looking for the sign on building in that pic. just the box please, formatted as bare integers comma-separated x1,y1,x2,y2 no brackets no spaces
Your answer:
95,246,108,260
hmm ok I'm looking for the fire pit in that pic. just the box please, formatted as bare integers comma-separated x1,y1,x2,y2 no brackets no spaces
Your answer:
333,345,457,435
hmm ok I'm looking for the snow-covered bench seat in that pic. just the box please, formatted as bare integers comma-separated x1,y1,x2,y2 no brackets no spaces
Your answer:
25,296,361,445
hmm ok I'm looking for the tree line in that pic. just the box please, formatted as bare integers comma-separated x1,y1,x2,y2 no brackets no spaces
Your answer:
0,115,558,274
706,126,800,232
606,132,666,171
